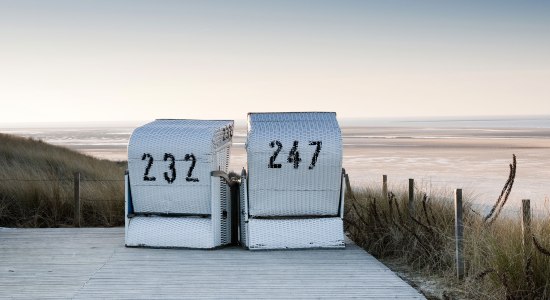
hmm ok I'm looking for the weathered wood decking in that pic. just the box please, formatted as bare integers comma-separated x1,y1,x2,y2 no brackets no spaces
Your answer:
0,228,425,299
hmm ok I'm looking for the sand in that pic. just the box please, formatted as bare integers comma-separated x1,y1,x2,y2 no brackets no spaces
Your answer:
2,124,549,212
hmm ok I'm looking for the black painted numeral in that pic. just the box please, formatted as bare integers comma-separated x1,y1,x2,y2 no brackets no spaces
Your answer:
163,153,176,183
268,141,283,168
141,152,199,183
184,153,199,182
308,141,322,169
142,153,156,181
222,125,233,141
267,140,323,170
287,141,301,169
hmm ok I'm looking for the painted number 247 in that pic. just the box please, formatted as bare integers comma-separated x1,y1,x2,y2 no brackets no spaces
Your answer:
268,140,322,169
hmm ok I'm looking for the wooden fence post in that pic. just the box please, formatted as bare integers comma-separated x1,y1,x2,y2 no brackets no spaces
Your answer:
522,199,532,268
384,175,392,218
408,178,415,219
344,173,354,200
74,172,81,227
382,175,388,200
454,189,465,280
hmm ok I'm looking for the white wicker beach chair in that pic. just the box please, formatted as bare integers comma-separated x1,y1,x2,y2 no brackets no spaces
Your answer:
240,112,346,250
125,119,234,248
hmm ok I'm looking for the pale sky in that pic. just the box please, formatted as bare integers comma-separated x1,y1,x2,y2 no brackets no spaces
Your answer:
1,0,549,123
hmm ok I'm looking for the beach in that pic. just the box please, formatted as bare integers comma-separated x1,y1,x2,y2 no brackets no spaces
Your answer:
2,117,549,212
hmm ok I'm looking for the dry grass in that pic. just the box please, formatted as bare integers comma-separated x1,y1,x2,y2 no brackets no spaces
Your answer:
345,156,550,299
0,133,126,227
2,133,549,298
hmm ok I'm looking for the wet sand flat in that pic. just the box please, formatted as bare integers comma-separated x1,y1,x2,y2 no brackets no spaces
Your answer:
2,123,549,211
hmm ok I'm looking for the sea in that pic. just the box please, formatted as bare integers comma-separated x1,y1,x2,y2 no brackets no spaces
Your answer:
1,116,549,214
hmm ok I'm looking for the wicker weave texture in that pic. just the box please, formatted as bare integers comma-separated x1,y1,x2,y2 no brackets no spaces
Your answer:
249,190,340,216
129,186,210,214
218,178,231,245
210,176,231,247
124,175,232,249
247,218,345,250
239,170,249,247
246,112,342,216
126,216,215,248
128,119,233,214
339,171,346,219
124,174,130,242
128,119,233,160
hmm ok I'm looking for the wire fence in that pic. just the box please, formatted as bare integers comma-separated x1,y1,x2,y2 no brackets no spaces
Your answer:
0,178,123,182
0,175,125,205
0,173,125,227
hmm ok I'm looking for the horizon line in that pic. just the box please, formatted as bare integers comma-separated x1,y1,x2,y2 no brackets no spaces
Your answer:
1,114,549,128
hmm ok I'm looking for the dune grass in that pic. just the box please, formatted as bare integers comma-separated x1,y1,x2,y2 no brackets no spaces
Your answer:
345,157,550,299
2,133,549,298
0,133,126,227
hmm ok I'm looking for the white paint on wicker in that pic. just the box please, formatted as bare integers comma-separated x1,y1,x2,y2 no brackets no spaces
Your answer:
239,169,249,247
217,176,233,245
124,173,130,245
129,185,212,214
246,112,343,216
128,119,233,214
211,177,222,247
242,112,346,250
125,119,233,249
126,216,216,248
125,176,232,248
249,190,341,216
240,171,347,249
248,218,345,249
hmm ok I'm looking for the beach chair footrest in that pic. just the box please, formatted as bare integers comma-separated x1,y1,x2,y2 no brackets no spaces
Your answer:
125,216,223,249
245,217,345,250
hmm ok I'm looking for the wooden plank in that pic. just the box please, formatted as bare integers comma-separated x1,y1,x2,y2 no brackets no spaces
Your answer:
0,228,425,299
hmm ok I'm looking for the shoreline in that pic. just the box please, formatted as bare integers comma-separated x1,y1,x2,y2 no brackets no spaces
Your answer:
1,124,549,211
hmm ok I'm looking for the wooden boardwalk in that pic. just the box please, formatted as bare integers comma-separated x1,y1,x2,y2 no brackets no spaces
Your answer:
0,227,425,299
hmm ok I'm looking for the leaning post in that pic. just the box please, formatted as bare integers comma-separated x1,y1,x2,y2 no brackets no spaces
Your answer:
408,178,415,219
454,189,465,280
74,172,81,227
383,175,392,219
383,175,388,200
521,199,532,273
344,173,354,200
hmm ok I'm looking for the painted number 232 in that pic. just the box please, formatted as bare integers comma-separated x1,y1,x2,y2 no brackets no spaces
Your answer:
141,153,199,183
268,140,322,169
